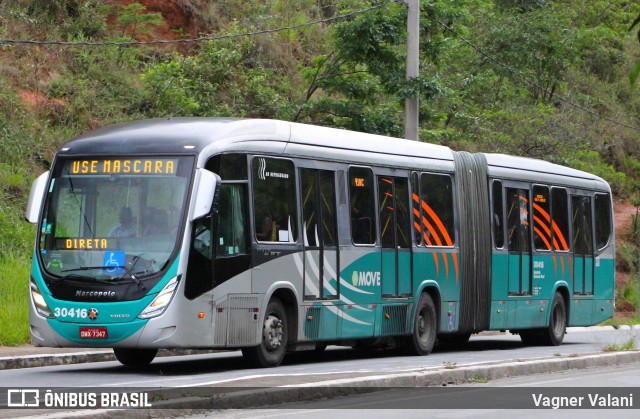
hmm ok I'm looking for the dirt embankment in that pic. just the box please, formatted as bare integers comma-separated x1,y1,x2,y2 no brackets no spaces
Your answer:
614,200,638,317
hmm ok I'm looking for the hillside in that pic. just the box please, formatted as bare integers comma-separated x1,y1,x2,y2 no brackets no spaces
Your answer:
0,0,639,344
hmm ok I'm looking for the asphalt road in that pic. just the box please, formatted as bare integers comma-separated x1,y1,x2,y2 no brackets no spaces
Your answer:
1,327,639,418
1,327,638,388
188,363,640,419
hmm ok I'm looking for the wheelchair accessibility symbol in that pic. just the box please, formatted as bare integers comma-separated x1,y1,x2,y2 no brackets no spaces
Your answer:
103,251,125,274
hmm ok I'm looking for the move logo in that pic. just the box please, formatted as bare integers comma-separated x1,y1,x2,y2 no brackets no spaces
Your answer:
351,270,381,287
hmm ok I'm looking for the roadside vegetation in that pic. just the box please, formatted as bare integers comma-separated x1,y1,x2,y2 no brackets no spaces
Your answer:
603,338,637,352
1,0,640,344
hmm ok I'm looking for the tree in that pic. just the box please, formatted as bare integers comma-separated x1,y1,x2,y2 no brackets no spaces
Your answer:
629,12,640,85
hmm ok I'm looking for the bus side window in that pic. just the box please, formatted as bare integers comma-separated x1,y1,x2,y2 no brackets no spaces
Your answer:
215,184,249,257
551,188,570,252
186,212,213,300
572,195,593,256
533,185,551,251
349,167,375,245
492,180,504,248
594,193,612,250
252,157,297,243
506,188,530,252
411,172,421,246
419,173,455,247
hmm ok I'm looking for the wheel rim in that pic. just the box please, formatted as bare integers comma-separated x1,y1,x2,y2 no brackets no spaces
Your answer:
417,309,428,344
263,314,284,352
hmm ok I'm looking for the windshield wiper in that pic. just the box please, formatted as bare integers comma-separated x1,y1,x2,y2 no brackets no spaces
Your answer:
120,258,146,291
48,271,116,288
58,265,145,290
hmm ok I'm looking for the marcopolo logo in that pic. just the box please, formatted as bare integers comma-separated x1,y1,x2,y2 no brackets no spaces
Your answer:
351,270,381,287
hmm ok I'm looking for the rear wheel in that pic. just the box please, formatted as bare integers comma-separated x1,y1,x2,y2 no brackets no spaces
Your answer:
405,293,437,356
541,292,566,346
242,298,288,368
113,348,157,367
519,292,566,346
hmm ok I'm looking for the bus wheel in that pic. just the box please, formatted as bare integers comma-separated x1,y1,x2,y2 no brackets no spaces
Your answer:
113,348,157,367
406,293,436,356
542,292,566,346
242,298,287,368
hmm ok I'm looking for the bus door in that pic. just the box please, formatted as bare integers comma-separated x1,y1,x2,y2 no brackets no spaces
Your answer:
506,186,532,295
301,169,338,299
572,195,594,295
378,176,411,298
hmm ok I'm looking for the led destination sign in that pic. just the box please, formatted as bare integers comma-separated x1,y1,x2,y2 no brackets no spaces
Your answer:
68,159,178,175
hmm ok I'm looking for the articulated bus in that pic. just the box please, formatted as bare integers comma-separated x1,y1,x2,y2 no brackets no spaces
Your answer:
26,118,615,367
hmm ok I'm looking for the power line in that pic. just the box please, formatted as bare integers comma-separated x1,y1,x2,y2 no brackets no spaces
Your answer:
0,2,390,47
432,16,640,133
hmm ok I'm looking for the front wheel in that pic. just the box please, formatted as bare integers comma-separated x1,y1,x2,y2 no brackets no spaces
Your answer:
113,348,158,367
242,298,288,368
405,293,437,356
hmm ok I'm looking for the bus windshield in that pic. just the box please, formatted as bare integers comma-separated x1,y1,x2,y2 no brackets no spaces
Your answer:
38,156,194,282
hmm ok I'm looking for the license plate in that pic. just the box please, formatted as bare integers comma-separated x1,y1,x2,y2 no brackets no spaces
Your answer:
79,327,108,339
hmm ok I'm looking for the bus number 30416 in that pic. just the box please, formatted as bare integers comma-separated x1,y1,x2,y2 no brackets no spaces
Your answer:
53,307,88,319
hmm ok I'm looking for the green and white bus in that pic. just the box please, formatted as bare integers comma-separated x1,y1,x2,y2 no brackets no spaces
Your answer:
26,118,615,367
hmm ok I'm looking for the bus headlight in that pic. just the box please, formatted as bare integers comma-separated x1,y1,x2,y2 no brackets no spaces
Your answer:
30,279,53,318
138,276,179,319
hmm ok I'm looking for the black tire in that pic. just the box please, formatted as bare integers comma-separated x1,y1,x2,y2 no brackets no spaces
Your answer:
406,293,437,356
541,292,566,346
113,348,157,367
519,292,566,346
242,298,287,368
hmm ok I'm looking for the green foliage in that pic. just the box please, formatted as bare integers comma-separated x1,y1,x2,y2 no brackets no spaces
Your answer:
601,315,640,327
1,0,640,345
142,24,289,119
295,1,476,135
480,6,578,102
565,151,630,195
603,338,637,352
617,242,639,273
113,3,163,39
0,257,31,345
617,277,639,312
629,11,640,85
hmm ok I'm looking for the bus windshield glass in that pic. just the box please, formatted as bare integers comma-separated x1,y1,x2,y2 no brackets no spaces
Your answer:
38,156,194,282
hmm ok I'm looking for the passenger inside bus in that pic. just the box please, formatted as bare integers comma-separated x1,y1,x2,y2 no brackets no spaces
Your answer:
109,207,136,237
143,207,169,235
256,213,274,241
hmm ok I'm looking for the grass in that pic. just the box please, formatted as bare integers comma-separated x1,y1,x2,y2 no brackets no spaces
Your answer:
600,315,640,327
602,339,637,352
0,257,32,345
467,374,489,384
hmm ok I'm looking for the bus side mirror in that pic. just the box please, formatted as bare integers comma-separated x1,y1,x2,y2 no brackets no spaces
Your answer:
25,171,50,224
191,169,220,221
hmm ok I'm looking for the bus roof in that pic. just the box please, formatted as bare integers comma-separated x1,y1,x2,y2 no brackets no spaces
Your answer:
57,117,607,189
483,153,608,188
59,117,453,161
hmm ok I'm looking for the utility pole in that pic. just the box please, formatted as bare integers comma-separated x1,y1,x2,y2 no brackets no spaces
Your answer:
404,0,419,141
